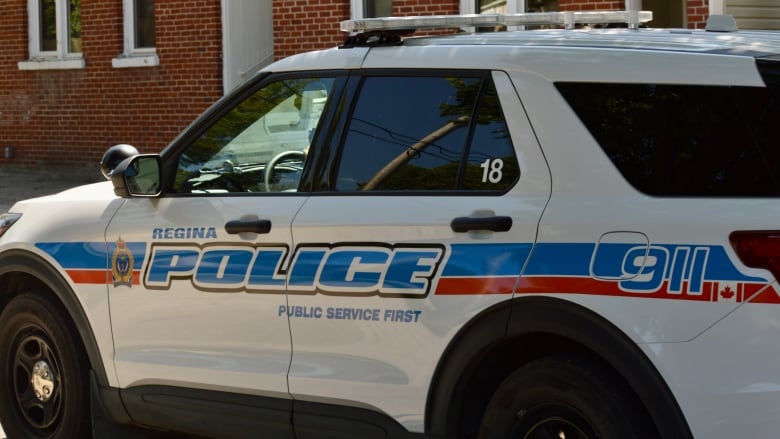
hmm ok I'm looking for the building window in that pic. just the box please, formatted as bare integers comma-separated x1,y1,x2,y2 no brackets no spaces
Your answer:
469,0,558,30
527,0,558,13
352,0,393,19
364,0,392,18
113,0,159,68
134,0,156,48
19,0,84,70
463,0,559,16
478,0,509,14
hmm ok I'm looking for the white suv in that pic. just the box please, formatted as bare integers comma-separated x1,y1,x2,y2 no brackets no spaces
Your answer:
0,11,779,439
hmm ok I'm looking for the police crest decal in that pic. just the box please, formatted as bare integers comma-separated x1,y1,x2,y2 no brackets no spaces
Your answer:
112,237,134,287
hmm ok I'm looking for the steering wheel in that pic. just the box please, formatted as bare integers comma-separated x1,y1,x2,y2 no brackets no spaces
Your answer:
264,150,306,192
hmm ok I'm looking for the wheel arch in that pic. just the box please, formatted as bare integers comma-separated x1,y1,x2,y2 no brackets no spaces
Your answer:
424,295,693,439
0,250,109,389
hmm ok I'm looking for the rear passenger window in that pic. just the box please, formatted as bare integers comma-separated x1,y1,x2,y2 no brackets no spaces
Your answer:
335,74,519,192
557,83,780,197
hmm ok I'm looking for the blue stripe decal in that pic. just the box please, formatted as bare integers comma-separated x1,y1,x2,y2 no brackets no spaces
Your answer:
36,242,107,269
523,243,594,277
442,243,531,277
35,241,765,287
37,242,146,270
523,243,765,283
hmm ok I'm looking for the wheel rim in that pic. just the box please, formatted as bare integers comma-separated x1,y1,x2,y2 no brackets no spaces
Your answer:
513,404,596,439
9,326,63,432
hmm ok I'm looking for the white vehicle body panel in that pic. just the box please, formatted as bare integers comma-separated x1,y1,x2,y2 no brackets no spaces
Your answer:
361,45,764,86
104,196,304,397
262,46,369,73
285,70,551,431
509,56,780,438
2,182,124,387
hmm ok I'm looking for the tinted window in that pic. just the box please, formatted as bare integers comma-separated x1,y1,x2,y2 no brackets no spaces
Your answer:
335,74,519,192
557,83,780,197
173,77,336,193
462,79,518,190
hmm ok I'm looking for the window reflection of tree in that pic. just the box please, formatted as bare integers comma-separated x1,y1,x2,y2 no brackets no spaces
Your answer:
557,82,780,196
355,76,517,191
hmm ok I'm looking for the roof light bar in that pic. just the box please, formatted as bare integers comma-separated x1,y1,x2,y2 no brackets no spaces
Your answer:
341,10,654,33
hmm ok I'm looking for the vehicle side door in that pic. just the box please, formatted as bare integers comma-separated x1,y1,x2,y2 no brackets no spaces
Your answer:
286,70,551,433
104,72,345,433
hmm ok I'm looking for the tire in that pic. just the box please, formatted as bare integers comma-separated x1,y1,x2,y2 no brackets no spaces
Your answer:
0,292,91,438
479,356,656,439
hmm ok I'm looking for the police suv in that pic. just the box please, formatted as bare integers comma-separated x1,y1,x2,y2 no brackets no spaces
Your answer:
1,10,779,439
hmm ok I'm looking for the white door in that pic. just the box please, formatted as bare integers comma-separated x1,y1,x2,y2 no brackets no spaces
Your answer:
106,74,341,396
286,71,551,431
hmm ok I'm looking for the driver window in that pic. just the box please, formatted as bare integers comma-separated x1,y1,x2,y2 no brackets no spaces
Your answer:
173,76,336,193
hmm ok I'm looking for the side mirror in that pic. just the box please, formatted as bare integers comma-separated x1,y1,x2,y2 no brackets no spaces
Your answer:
100,144,140,179
110,155,162,198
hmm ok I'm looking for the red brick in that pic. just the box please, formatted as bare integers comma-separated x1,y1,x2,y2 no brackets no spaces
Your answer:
0,0,222,167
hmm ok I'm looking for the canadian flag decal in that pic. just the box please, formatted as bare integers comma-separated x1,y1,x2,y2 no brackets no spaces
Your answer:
715,282,740,302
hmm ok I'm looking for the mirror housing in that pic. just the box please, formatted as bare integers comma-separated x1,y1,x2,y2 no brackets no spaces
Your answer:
110,154,162,198
100,144,140,179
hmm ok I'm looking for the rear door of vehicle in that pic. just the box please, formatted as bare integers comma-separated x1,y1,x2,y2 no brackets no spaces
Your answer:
286,69,551,433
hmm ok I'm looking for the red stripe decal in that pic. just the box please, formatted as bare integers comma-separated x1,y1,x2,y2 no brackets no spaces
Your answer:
66,270,141,286
435,275,779,304
435,277,516,295
516,276,779,304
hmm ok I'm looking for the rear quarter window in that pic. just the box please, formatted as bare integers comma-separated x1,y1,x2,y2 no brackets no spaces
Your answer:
556,82,780,197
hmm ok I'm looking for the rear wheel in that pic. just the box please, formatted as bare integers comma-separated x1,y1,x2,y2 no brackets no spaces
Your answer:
479,356,655,439
0,292,90,438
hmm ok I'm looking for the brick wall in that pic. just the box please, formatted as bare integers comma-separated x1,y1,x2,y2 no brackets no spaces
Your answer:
273,0,711,59
272,0,460,60
558,0,625,11
393,0,458,15
0,0,223,169
687,0,709,29
273,0,351,61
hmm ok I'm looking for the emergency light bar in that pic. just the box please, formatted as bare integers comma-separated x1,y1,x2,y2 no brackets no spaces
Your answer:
342,10,654,33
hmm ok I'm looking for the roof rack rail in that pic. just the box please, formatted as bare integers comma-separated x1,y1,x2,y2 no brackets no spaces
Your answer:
341,10,654,33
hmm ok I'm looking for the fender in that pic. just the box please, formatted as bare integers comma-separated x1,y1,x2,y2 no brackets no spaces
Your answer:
0,249,133,428
425,296,692,438
0,250,109,389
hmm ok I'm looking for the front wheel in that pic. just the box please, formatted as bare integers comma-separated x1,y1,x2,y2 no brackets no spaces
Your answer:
479,356,656,439
0,292,91,438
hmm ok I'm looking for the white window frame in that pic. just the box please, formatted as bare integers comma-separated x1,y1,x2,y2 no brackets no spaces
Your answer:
460,0,521,15
19,0,85,70
112,0,159,68
460,0,521,31
351,0,395,19
351,0,365,19
709,0,724,15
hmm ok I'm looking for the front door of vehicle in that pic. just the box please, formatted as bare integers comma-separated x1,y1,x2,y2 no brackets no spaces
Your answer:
286,71,551,433
105,74,342,409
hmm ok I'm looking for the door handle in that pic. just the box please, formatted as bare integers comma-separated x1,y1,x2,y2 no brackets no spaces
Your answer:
451,216,512,233
225,219,272,234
